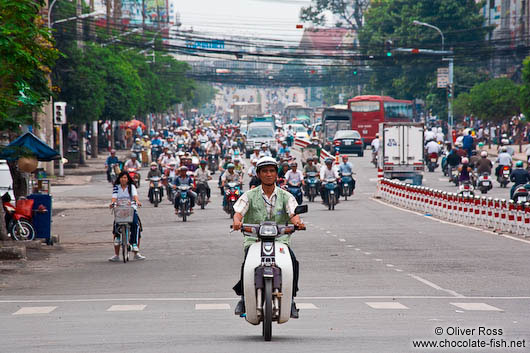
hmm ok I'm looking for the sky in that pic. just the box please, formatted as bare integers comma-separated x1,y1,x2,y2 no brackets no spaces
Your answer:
174,0,318,43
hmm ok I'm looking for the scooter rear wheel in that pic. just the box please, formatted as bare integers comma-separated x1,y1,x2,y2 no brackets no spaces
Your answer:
263,278,273,341
10,219,35,241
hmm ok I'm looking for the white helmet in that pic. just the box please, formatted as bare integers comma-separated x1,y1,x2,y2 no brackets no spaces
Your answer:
500,146,507,152
256,156,278,173
480,151,488,157
462,157,469,164
437,127,443,133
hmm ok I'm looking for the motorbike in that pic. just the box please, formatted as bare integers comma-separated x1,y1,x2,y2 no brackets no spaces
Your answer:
128,167,141,188
151,145,162,162
512,184,530,203
441,153,449,176
476,172,493,194
109,163,120,183
225,182,241,218
323,178,338,210
457,181,475,198
236,205,307,342
498,165,511,188
176,185,192,222
451,168,460,186
427,153,438,172
304,172,319,202
176,138,186,151
207,154,219,175
2,193,36,241
340,172,355,200
285,181,303,205
147,176,163,207
371,150,378,168
196,181,208,210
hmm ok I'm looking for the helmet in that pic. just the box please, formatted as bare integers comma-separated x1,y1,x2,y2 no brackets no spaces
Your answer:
256,156,278,173
169,161,176,166
462,157,469,164
289,162,297,167
253,147,260,151
150,162,157,167
480,151,488,157
180,166,188,172
342,154,348,159
501,138,510,145
130,152,137,158
226,163,235,169
325,157,334,164
110,149,116,154
234,158,240,163
438,127,443,133
516,161,524,168
143,135,149,139
135,138,141,142
261,143,269,148
200,159,207,165
500,146,508,152
478,142,484,148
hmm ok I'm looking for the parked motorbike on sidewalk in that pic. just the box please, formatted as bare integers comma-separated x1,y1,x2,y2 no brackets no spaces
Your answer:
235,205,307,342
147,176,164,207
224,182,241,218
304,172,319,202
2,193,35,241
476,173,493,194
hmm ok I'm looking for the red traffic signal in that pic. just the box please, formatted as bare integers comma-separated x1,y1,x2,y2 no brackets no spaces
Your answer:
296,24,303,29
411,48,420,54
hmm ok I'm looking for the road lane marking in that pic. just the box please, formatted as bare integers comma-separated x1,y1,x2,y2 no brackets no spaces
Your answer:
450,303,503,311
371,198,530,245
354,248,361,251
296,303,318,309
195,304,230,310
363,252,371,255
366,302,409,309
386,264,394,267
339,238,346,242
107,305,146,312
374,258,382,262
394,269,404,272
408,274,464,298
12,306,57,315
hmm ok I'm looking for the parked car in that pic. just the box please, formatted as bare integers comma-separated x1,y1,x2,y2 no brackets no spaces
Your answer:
0,160,14,200
333,130,364,156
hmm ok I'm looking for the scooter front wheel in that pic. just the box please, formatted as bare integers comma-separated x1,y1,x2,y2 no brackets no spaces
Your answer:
10,219,35,241
263,278,273,341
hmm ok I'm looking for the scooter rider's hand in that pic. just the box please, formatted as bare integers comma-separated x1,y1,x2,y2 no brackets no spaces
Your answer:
294,221,305,230
232,213,243,231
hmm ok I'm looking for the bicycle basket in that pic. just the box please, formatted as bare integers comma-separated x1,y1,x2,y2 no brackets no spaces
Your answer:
114,204,134,224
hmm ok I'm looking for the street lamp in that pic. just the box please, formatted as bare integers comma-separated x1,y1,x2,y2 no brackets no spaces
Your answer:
412,20,444,52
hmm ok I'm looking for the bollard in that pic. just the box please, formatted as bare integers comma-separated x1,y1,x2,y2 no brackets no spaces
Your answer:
487,197,494,229
524,203,530,237
508,200,516,234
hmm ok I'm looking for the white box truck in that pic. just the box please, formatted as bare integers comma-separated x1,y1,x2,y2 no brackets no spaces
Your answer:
379,122,424,185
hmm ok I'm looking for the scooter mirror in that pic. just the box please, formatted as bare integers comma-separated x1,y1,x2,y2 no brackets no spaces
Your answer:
294,205,308,215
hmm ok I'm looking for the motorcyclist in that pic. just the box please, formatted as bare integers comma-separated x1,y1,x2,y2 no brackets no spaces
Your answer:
247,159,260,189
131,138,144,164
278,141,290,159
109,171,144,261
425,138,441,163
436,127,445,143
320,157,340,204
284,161,304,189
232,157,305,318
221,163,242,209
338,155,355,193
104,149,120,182
194,160,212,203
446,146,462,181
371,134,380,165
458,157,472,184
495,146,513,177
147,162,163,201
510,161,530,199
158,147,177,171
249,147,261,164
303,157,320,195
123,153,141,172
475,151,493,175
172,166,196,214
462,130,474,157
259,143,272,158
278,161,290,179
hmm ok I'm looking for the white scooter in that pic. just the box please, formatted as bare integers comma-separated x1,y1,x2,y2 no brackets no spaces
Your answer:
236,205,307,341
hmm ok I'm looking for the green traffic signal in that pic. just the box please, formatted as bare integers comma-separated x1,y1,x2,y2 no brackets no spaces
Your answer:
386,52,392,57
353,69,358,75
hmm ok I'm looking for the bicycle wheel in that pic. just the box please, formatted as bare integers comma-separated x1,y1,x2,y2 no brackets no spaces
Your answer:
122,226,129,263
10,219,35,241
263,278,273,341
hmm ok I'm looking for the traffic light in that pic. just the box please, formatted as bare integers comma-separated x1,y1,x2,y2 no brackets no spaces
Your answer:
353,68,358,75
447,84,453,98
54,102,67,125
384,40,393,57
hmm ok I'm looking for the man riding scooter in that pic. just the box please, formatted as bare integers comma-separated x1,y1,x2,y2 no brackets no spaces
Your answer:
171,166,196,215
337,155,355,197
320,157,340,205
510,161,530,199
232,157,305,318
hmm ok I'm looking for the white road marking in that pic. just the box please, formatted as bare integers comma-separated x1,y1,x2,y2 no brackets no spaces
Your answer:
374,258,382,262
407,274,464,298
339,238,346,242
346,245,353,247
395,269,404,272
372,198,530,245
296,303,318,309
386,264,394,267
355,248,361,251
363,252,371,255
107,305,146,312
369,178,379,182
366,302,409,309
326,231,331,234
450,303,503,311
195,304,230,310
331,234,337,237
12,306,57,315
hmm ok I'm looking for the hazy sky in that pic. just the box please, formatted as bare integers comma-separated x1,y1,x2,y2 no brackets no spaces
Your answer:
175,0,315,42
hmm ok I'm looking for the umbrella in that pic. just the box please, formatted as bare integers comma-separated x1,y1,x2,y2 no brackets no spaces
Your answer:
0,132,59,161
121,119,146,130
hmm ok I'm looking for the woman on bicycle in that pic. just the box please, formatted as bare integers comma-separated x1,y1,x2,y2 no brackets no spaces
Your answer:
109,171,145,262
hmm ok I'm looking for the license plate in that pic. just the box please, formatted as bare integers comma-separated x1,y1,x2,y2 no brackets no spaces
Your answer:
363,130,368,134
430,158,437,162
519,196,527,202
345,140,352,145
463,192,469,197
482,181,490,186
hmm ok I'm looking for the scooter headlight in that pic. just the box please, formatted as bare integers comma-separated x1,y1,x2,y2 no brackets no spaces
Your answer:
259,225,278,236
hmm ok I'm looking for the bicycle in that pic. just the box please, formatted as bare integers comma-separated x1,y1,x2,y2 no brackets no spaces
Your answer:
112,200,137,263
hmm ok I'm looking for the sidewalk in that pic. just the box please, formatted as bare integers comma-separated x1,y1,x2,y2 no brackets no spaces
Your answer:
483,143,529,162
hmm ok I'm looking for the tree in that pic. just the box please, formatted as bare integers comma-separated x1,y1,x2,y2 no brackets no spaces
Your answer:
300,0,369,30
463,78,520,123
359,0,490,117
519,57,530,120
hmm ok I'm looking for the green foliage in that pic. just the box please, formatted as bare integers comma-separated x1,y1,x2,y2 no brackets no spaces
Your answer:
300,0,369,29
359,0,491,117
519,57,530,119
0,0,60,131
456,78,520,122
189,83,218,109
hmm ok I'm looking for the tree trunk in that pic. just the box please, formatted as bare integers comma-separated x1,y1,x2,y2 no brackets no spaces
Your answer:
91,120,99,158
7,160,28,200
79,123,86,165
0,203,10,241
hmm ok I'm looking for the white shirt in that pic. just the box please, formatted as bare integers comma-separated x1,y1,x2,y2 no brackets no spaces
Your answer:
424,131,436,141
112,184,138,200
320,165,339,181
123,159,141,171
233,185,298,219
426,140,441,154
496,152,512,166
371,138,380,152
284,170,303,185
436,132,445,143
194,168,210,183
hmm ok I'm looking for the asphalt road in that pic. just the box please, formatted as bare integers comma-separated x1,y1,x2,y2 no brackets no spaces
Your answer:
1,154,530,353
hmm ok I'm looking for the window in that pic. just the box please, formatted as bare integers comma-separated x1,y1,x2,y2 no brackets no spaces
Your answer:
383,102,413,120
350,101,381,112
334,130,361,139
248,127,274,138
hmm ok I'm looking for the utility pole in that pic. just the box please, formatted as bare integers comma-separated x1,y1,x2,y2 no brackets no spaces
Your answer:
89,0,98,159
106,0,111,34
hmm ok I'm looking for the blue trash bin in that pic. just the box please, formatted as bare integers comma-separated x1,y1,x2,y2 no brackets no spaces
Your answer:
27,194,52,245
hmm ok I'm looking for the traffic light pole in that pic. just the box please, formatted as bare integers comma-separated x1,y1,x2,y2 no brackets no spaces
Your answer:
58,125,64,177
444,57,454,142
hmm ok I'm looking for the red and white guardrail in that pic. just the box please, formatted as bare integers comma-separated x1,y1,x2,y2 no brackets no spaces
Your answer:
293,138,333,163
377,178,530,236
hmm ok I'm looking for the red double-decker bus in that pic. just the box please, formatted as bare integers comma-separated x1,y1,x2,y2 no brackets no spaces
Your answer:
347,95,415,145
